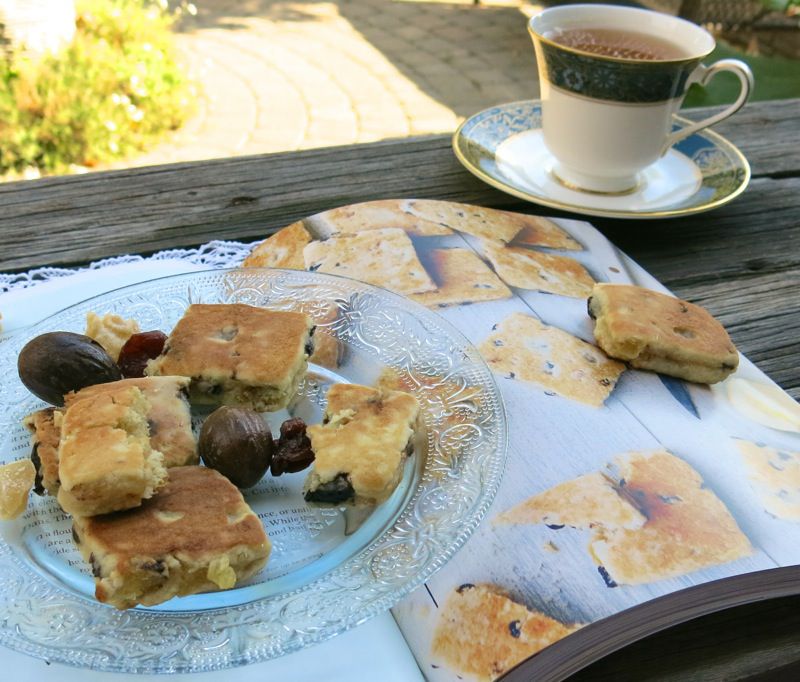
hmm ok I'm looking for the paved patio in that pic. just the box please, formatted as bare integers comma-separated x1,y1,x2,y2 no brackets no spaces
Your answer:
118,0,541,168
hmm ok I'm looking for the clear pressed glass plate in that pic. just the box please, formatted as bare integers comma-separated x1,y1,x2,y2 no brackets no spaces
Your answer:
0,269,507,673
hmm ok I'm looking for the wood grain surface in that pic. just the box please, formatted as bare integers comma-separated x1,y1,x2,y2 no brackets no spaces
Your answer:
1,99,799,681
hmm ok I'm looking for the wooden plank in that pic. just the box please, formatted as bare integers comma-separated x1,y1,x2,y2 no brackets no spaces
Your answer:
596,176,800,289
0,100,796,272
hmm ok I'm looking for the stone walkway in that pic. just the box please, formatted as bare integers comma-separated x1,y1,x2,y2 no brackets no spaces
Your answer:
118,0,541,168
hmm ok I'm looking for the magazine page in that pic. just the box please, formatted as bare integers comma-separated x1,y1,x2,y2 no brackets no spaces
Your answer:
244,199,800,681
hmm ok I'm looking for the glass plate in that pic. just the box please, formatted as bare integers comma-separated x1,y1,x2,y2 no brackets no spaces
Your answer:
0,269,507,673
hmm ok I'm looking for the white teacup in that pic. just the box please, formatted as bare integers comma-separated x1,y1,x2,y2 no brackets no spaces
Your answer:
528,4,753,194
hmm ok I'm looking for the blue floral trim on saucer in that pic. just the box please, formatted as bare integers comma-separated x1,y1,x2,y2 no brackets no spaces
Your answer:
453,100,750,219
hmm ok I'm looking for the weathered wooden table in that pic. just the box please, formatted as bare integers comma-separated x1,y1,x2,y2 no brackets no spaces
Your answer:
1,98,799,679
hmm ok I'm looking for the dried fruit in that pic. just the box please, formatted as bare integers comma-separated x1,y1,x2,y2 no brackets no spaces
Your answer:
271,417,315,476
199,407,274,488
18,332,122,405
118,330,168,378
0,459,36,519
303,473,353,504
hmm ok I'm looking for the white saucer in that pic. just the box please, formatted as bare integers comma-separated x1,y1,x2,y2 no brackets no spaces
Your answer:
453,100,750,219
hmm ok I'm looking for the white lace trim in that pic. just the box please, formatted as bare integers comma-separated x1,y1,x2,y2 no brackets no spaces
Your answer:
0,240,254,294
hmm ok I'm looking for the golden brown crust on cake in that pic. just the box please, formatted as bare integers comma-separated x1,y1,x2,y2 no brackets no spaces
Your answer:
305,384,420,505
146,304,313,411
66,376,196,468
588,284,739,384
23,407,63,495
57,386,167,517
73,466,270,609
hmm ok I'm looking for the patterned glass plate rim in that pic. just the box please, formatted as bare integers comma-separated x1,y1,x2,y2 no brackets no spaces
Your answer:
453,99,751,219
0,268,508,674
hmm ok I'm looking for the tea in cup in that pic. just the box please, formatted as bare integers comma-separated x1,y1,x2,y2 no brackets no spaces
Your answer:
528,4,753,194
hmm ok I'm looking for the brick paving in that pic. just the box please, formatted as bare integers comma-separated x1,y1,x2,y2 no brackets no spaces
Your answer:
117,0,541,168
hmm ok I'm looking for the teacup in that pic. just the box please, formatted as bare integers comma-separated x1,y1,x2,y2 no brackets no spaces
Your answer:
528,4,753,194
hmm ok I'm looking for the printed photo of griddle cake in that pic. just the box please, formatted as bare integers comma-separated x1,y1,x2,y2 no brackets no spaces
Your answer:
242,199,589,310
736,440,800,521
497,450,752,585
478,313,625,407
431,583,581,681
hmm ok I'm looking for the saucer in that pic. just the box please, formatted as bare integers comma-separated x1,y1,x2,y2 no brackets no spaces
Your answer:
453,100,750,219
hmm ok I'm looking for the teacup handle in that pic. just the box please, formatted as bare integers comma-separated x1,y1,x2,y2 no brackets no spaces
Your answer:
663,59,754,153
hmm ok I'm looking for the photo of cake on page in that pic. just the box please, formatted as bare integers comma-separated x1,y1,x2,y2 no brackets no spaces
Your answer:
244,199,800,681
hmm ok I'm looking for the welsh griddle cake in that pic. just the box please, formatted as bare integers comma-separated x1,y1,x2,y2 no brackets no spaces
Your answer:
57,385,166,517
66,376,196,468
72,466,271,609
304,384,420,506
146,304,314,412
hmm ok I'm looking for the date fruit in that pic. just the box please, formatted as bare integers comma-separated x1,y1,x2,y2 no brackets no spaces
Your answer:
118,330,168,378
199,406,274,488
18,332,122,406
271,417,315,476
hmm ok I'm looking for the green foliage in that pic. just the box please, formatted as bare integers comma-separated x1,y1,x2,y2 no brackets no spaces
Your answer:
683,38,800,108
0,0,195,175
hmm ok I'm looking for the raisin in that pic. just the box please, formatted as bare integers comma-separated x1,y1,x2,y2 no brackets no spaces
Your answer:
598,565,617,588
118,330,168,378
305,326,316,357
271,417,315,476
140,559,166,574
89,553,102,578
304,473,353,504
30,443,45,496
456,583,475,594
509,620,522,638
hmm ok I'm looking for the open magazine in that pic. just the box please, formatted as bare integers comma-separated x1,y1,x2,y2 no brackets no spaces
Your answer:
244,199,800,681
2,199,798,681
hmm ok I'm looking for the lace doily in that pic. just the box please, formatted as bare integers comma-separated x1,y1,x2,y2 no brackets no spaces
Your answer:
0,240,254,294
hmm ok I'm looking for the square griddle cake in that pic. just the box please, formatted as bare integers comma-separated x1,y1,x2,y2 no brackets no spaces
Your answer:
304,384,420,506
146,303,313,411
73,466,271,609
57,385,167,517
